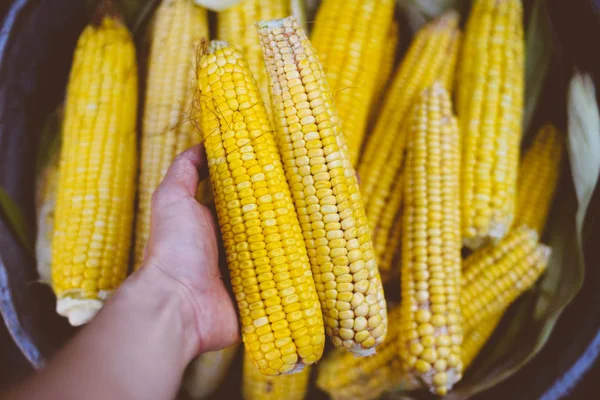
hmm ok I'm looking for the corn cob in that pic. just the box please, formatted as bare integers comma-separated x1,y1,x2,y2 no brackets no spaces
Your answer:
217,0,289,106
359,13,460,240
398,84,462,395
515,124,563,234
462,312,502,370
198,41,324,375
461,226,550,330
36,145,60,284
439,29,460,93
51,10,137,326
243,351,311,400
258,16,387,355
372,175,403,281
183,345,239,399
372,19,400,110
319,228,550,398
134,0,208,270
458,0,525,248
377,216,402,282
460,229,549,369
310,0,395,165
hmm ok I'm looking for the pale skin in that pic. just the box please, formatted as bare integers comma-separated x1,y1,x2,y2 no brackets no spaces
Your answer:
5,145,240,400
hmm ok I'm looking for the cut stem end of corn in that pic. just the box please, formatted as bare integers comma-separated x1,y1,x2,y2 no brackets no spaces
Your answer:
55,291,110,326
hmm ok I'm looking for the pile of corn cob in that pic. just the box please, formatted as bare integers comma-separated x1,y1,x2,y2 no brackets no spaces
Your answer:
34,0,565,398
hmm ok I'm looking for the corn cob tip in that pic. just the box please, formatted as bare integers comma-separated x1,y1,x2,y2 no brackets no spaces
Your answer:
55,292,110,326
256,15,296,30
538,243,552,265
435,10,460,28
422,81,449,97
92,0,123,25
287,363,307,374
351,347,377,357
207,40,230,53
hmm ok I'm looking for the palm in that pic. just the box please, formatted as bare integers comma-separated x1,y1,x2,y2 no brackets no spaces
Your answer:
144,145,239,352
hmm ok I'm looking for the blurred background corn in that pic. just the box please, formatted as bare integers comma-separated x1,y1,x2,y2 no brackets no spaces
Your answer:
515,124,563,234
243,351,311,400
371,19,400,115
461,226,550,331
358,13,460,270
258,16,387,355
372,175,403,281
51,10,138,326
183,345,240,399
460,228,550,368
217,0,289,107
462,313,503,370
310,0,395,165
134,0,208,270
317,306,416,400
198,41,324,375
458,0,525,248
398,84,462,396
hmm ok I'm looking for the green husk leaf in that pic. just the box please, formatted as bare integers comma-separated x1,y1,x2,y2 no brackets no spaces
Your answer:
35,107,63,177
0,187,32,253
523,0,553,136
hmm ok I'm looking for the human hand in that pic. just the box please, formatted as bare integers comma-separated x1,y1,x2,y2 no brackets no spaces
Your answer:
136,144,239,355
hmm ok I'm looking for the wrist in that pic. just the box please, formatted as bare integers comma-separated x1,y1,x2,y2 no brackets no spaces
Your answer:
115,262,202,364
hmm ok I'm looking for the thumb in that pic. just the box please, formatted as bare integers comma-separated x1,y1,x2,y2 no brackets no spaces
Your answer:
151,144,207,212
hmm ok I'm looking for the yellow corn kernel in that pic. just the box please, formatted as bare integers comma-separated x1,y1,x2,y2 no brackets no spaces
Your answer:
461,226,550,331
198,41,324,374
243,350,311,400
51,13,137,326
399,83,462,395
183,345,239,399
372,175,403,282
258,16,387,355
359,13,460,241
134,0,208,270
371,19,400,114
311,0,396,165
515,124,563,234
439,30,461,93
458,0,525,248
217,0,289,106
462,313,502,370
